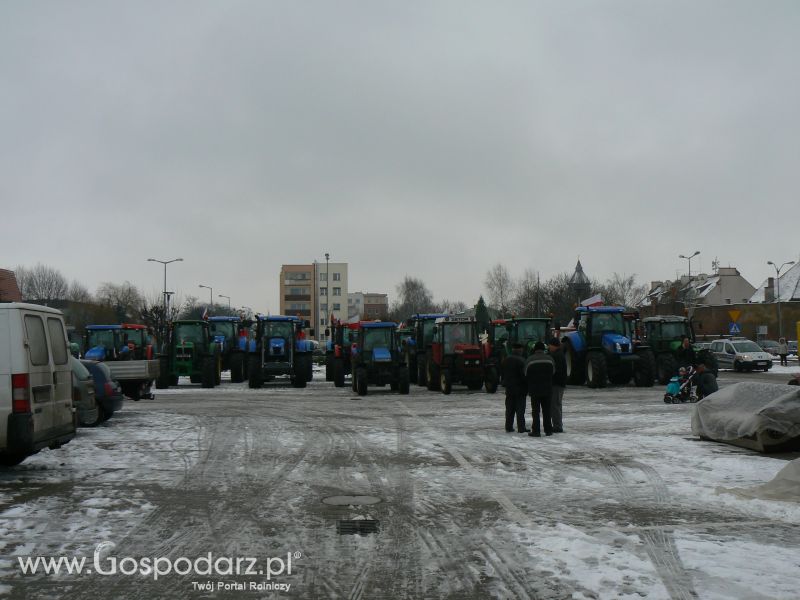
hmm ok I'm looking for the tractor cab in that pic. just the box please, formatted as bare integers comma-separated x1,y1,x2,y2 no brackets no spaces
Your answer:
248,316,313,388
641,315,717,383
427,316,487,394
208,316,249,382
325,319,360,386
350,322,409,396
208,317,240,351
85,324,154,362
155,319,220,389
507,317,551,355
405,313,449,386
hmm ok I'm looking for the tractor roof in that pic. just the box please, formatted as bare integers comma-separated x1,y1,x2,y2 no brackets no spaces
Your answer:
174,319,208,325
576,306,625,314
642,315,689,323
256,315,300,322
491,319,508,325
412,313,449,320
209,316,240,323
435,316,475,325
360,321,397,329
86,324,147,330
511,317,551,322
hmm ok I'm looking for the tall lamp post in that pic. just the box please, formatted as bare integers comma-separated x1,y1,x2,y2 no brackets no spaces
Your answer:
218,294,231,310
147,257,183,339
679,250,700,277
198,284,213,315
324,252,330,342
767,260,795,339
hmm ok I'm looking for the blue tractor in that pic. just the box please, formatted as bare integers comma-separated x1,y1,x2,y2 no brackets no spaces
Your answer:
350,321,410,396
561,307,655,388
247,315,314,388
208,316,249,383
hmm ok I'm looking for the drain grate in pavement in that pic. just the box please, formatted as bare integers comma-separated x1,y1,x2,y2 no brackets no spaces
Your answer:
337,520,380,535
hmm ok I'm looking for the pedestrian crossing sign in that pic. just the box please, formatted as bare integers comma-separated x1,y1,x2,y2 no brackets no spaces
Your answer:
729,322,741,335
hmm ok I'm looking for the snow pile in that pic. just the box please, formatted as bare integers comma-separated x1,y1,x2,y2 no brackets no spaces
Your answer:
720,458,800,503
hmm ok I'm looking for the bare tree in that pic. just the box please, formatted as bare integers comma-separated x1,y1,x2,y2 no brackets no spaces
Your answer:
15,263,68,302
96,281,144,322
539,272,575,325
437,299,468,314
389,276,436,321
512,269,541,317
484,263,514,316
67,280,93,304
595,273,647,308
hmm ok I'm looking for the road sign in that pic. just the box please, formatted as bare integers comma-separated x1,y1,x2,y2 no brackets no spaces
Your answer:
728,310,741,322
729,322,741,335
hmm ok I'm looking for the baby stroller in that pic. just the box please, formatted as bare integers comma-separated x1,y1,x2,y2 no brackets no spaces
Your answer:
663,366,698,404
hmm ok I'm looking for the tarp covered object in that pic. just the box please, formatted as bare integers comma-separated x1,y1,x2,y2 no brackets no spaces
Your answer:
720,458,800,502
691,382,800,452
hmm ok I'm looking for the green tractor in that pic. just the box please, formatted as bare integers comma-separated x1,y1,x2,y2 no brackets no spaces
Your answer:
350,321,410,396
155,320,221,389
641,315,719,383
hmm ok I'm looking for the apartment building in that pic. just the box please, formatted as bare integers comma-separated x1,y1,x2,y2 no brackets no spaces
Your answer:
280,262,349,340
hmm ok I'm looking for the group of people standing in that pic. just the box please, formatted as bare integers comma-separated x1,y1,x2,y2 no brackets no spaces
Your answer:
501,338,566,437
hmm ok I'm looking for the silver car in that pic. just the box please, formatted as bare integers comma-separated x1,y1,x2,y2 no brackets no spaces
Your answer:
710,339,773,372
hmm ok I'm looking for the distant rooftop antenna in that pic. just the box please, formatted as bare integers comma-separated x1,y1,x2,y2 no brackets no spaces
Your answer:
711,257,720,274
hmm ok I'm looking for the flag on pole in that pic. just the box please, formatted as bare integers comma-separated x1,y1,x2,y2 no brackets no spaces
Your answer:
580,294,603,307
201,306,209,320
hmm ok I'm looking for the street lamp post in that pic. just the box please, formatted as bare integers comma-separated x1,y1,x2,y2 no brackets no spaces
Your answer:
767,260,795,339
678,250,700,277
218,294,231,310
198,284,213,314
147,257,183,339
325,253,330,342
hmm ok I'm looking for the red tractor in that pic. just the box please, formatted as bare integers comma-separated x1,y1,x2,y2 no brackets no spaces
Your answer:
426,316,492,394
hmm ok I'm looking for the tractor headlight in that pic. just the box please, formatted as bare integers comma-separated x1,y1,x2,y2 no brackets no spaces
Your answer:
615,343,622,352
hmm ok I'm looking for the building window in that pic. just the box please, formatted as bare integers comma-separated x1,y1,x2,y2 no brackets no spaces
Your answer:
333,273,341,281
320,287,327,296
333,287,341,296
286,272,309,281
321,318,326,326
319,273,327,282
333,303,341,311
321,303,328,311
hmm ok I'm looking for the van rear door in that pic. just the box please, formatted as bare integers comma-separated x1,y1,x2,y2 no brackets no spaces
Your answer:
21,312,54,439
45,317,72,430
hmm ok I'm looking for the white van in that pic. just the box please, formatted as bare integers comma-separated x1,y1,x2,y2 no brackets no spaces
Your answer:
1,303,76,466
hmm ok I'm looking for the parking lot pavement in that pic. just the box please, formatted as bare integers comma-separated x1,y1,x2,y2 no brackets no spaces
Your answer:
2,376,799,599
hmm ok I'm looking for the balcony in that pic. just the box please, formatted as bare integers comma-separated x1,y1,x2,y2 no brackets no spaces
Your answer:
284,309,311,317
284,295,311,302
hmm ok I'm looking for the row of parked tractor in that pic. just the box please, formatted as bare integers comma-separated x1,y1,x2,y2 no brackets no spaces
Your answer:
71,307,717,401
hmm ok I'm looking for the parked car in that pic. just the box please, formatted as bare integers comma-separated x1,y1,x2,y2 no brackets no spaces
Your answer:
81,360,124,422
710,339,773,372
70,356,100,426
789,341,798,356
1,303,76,466
757,339,781,356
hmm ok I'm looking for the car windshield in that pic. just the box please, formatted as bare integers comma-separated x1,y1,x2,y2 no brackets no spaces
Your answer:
263,321,293,339
443,323,476,353
363,328,393,351
516,320,546,342
174,323,206,345
661,322,690,340
591,313,623,334
87,330,115,348
209,321,237,341
759,340,779,348
733,341,762,352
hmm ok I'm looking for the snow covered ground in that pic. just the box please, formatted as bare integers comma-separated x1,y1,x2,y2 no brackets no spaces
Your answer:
1,374,798,599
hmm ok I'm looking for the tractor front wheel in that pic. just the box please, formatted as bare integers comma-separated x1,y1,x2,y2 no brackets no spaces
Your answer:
398,367,410,394
333,358,345,387
407,353,418,384
634,350,656,387
356,368,368,396
201,357,216,388
657,353,677,385
586,351,608,388
325,355,334,382
417,359,427,387
564,341,585,385
426,359,440,391
248,355,263,389
484,367,499,394
230,353,244,383
440,369,452,395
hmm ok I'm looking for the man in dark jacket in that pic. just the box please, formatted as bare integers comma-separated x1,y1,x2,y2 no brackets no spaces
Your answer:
547,338,567,433
695,362,718,399
525,341,554,437
501,343,527,432
676,336,696,370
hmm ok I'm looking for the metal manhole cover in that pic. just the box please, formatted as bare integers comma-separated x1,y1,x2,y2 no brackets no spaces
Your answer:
322,495,382,506
337,520,380,535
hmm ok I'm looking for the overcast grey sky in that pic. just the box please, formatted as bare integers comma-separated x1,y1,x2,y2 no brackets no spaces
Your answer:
2,1,798,311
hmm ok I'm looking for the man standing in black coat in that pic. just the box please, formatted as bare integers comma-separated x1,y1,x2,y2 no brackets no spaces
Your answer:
548,338,567,433
676,336,696,370
525,342,555,437
501,343,527,432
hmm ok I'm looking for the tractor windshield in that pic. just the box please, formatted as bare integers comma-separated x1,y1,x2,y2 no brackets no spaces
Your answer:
121,329,146,347
209,321,237,342
422,320,437,345
493,324,509,343
516,320,546,343
174,323,206,345
363,328,393,351
263,321,293,340
590,313,624,334
443,323,476,353
87,329,115,349
661,322,690,340
343,327,356,345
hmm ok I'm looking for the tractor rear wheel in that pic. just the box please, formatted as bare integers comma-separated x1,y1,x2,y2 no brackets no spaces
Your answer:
417,358,427,387
634,350,656,387
440,369,452,395
398,367,410,394
306,355,314,382
325,355,334,381
484,367,498,394
215,353,222,385
407,352,417,384
169,375,179,386
230,353,244,383
564,341,585,385
426,358,440,391
156,357,170,389
356,368,368,396
334,358,345,387
248,355,263,389
586,351,608,388
201,357,216,388
657,353,677,385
